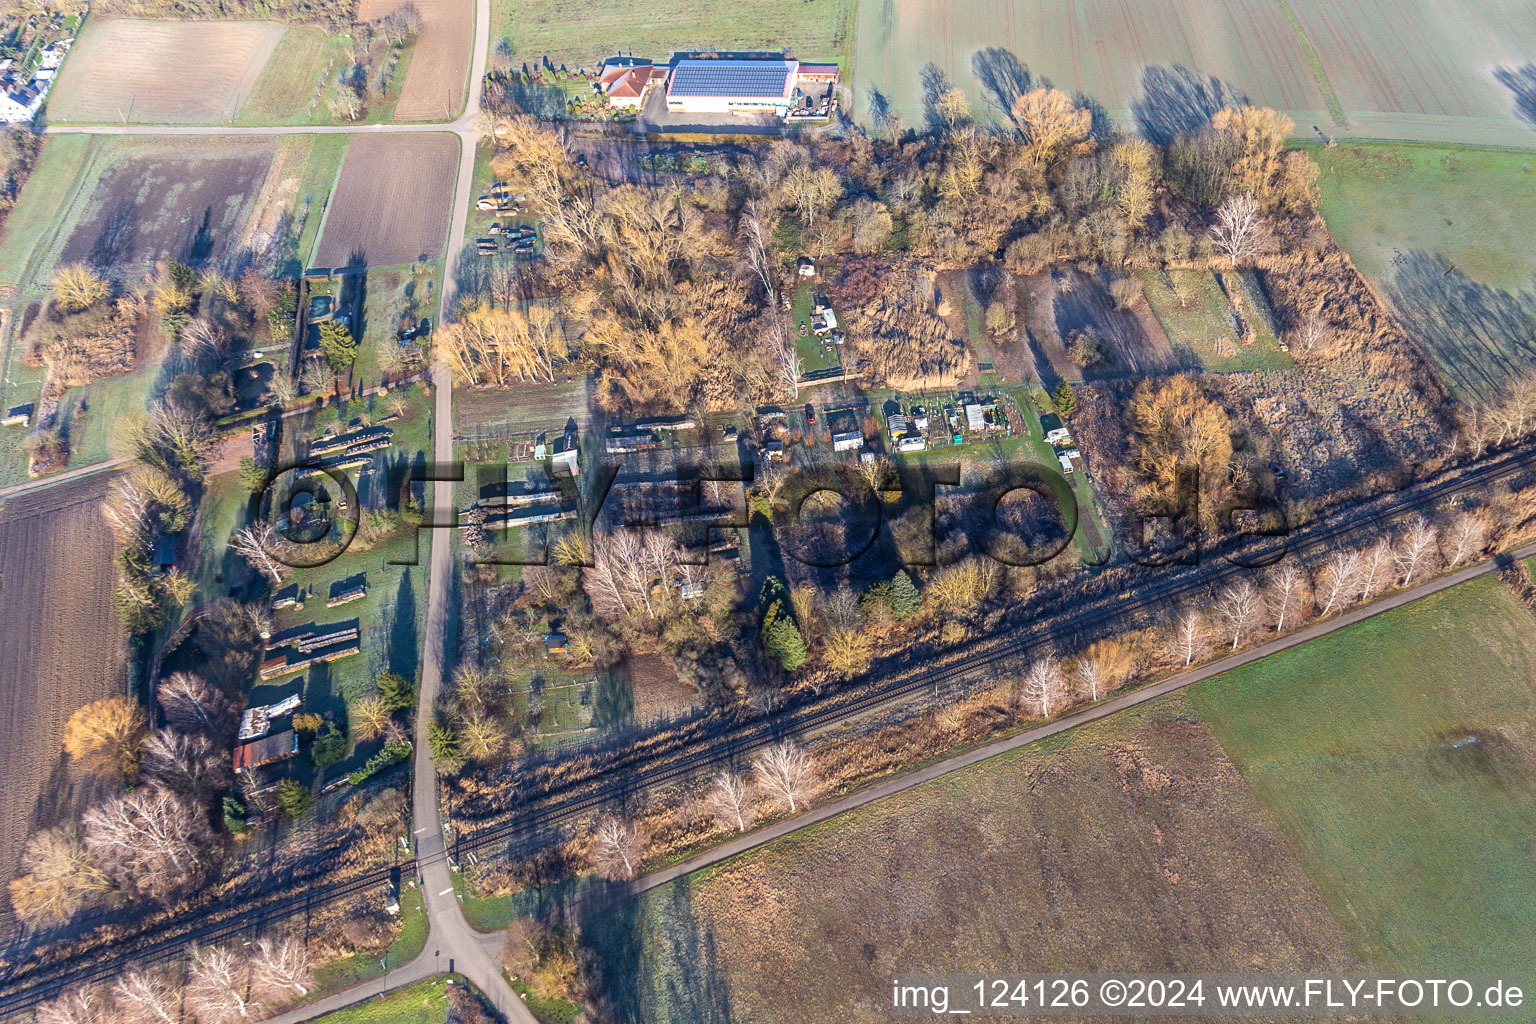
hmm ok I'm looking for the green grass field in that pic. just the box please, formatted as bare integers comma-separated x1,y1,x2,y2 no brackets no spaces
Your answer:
1190,576,1536,975
0,135,97,295
1310,142,1536,291
492,0,854,69
1138,269,1292,373
1307,142,1536,401
235,27,420,127
309,972,449,1024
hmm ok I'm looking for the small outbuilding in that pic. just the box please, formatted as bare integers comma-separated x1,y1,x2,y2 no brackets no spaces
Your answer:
2,403,32,426
232,731,299,771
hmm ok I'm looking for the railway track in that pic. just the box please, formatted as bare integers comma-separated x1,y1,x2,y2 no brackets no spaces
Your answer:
3,442,1534,1016
449,440,1536,855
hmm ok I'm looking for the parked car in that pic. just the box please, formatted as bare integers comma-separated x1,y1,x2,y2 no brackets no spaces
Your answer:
804,404,816,425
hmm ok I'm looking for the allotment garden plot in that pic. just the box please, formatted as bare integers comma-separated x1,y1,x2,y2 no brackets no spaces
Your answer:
314,134,458,268
46,19,284,124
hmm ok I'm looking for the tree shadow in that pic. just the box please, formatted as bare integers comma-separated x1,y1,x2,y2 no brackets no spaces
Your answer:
385,570,418,679
1494,64,1536,126
503,79,568,118
1387,249,1536,403
592,664,635,732
1131,64,1248,144
87,199,138,272
970,47,1032,117
919,62,952,133
184,206,216,267
577,880,735,1024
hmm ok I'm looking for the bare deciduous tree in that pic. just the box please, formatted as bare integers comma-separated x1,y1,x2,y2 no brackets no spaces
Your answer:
140,727,229,798
1216,579,1263,649
704,770,753,833
1073,656,1104,702
752,740,817,812
1393,515,1438,585
112,970,183,1024
1167,611,1209,667
252,935,313,1002
1209,193,1269,267
1357,539,1393,600
230,522,288,586
187,944,262,1023
1317,549,1363,616
1020,657,1067,716
738,200,776,308
591,817,644,881
36,984,118,1024
1442,511,1486,568
1266,561,1308,632
84,786,214,904
1289,314,1332,357
160,672,234,736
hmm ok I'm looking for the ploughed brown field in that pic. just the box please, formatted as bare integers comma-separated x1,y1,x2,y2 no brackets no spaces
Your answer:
58,138,277,280
358,0,473,121
313,134,458,267
47,20,284,125
0,474,126,910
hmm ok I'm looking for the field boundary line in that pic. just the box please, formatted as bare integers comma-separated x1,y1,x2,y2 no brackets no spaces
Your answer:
1274,0,1346,127
0,455,130,501
618,539,1536,901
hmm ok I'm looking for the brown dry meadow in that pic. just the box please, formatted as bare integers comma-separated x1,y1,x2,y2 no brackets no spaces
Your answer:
47,20,285,124
594,695,1357,1023
314,134,458,267
0,474,127,909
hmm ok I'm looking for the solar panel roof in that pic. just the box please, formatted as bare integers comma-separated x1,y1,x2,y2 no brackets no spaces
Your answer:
668,59,794,99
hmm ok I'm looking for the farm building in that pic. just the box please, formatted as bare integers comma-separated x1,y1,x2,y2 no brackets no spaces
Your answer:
232,730,299,770
2,403,32,426
596,56,663,108
606,430,659,454
664,58,839,117
238,694,303,740
151,533,178,571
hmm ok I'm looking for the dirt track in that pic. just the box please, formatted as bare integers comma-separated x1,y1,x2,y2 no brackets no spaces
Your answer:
0,473,126,912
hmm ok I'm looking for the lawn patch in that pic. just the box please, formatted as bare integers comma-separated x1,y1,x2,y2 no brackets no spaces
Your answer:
1190,576,1536,974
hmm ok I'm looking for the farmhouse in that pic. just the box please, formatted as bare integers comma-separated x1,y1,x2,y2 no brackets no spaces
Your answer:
232,730,299,771
664,57,840,118
596,55,664,108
